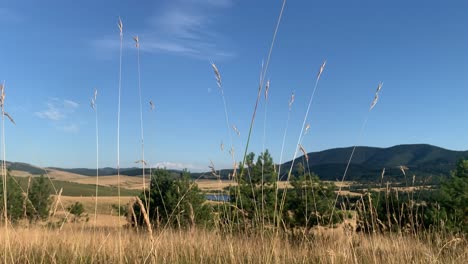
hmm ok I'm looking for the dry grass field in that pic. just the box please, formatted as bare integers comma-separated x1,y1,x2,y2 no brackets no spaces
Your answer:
1,223,465,263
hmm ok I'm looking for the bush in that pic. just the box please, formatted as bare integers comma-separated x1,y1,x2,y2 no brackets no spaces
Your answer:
0,174,23,222
286,170,339,229
68,202,84,217
131,168,211,229
28,175,52,221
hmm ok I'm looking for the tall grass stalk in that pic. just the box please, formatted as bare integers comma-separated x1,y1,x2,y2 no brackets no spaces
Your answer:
116,16,123,262
235,0,286,229
91,89,99,228
210,63,235,175
329,82,383,225
273,91,294,229
239,0,286,176
277,61,326,228
0,81,9,264
134,36,148,212
211,63,245,228
261,78,269,232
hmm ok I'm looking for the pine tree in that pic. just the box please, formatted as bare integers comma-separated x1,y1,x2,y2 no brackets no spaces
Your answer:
28,174,52,221
0,174,23,222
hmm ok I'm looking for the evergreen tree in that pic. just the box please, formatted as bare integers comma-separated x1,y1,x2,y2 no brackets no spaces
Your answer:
435,159,468,232
132,168,211,229
0,173,24,222
231,150,278,227
28,174,52,221
286,169,338,230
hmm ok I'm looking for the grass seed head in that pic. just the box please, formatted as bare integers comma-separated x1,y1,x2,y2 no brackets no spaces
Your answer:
370,93,379,110
265,80,270,100
118,17,123,36
317,60,327,81
4,112,15,125
135,160,147,166
0,81,5,108
149,100,155,111
399,165,408,176
289,92,295,110
304,124,310,134
211,63,222,88
299,144,308,162
209,160,217,177
232,125,240,136
376,82,383,93
133,35,139,48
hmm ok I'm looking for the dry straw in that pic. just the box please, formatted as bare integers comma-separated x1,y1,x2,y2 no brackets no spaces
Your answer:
329,81,384,225
278,60,327,229
116,16,124,262
211,63,222,89
133,33,149,212
232,125,240,136
90,88,99,228
0,81,15,264
210,62,236,181
299,144,308,162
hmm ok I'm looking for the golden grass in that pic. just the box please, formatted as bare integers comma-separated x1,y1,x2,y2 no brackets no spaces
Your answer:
58,195,133,215
42,168,87,181
0,225,465,263
71,175,148,190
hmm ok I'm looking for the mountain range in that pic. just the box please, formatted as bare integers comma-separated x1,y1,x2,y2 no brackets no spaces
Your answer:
5,144,468,182
194,144,468,181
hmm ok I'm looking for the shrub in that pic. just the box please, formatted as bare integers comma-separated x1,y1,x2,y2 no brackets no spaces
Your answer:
131,168,211,229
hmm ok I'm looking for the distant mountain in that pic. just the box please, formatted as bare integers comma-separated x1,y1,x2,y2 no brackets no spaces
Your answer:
192,144,468,182
5,144,467,183
280,144,468,181
46,167,183,177
4,161,45,175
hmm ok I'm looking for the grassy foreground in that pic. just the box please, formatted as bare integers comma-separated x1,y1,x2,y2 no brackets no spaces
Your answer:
0,224,465,263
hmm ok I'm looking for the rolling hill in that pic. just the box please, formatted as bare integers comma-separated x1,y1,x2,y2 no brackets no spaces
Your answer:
281,144,468,181
4,144,467,183
192,144,468,182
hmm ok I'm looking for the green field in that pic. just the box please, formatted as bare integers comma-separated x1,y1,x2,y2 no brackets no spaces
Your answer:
12,176,140,197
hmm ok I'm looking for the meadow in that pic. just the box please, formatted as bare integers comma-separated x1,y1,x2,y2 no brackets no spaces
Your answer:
1,1,467,263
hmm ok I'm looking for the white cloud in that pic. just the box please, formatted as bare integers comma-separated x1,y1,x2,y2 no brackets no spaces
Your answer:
153,161,199,171
35,102,65,121
93,0,235,59
64,99,79,109
35,98,79,121
35,99,81,132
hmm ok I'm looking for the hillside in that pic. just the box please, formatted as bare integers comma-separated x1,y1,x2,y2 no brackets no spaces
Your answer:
280,144,468,181
5,144,467,182
192,144,468,181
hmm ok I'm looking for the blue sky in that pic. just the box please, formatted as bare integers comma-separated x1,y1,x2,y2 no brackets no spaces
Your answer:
0,0,467,171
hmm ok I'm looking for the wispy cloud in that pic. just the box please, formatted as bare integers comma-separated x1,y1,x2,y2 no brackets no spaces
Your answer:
35,99,79,121
64,99,79,108
35,99,80,133
93,0,235,59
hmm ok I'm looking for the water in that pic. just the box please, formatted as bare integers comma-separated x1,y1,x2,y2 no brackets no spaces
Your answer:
205,194,230,202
